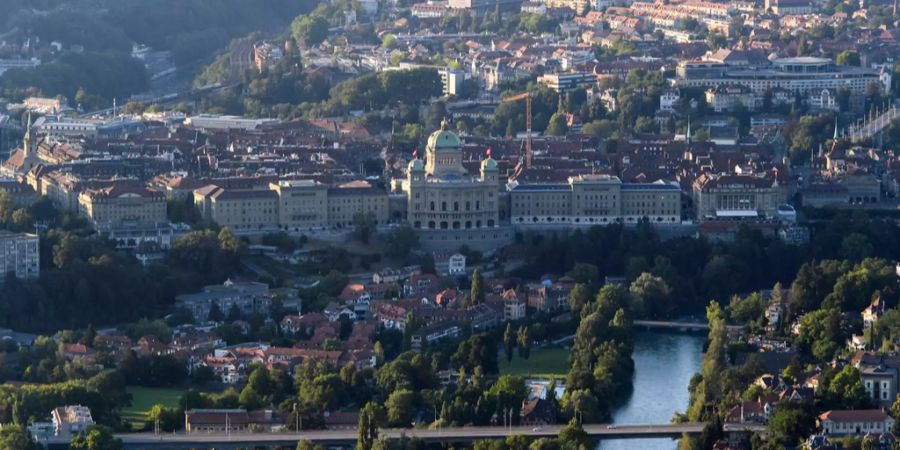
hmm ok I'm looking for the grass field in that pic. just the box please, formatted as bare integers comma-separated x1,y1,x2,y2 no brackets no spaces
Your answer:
499,347,570,378
121,387,185,430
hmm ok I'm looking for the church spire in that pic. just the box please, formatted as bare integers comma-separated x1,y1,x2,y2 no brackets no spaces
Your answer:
686,116,692,144
833,116,839,141
23,112,32,156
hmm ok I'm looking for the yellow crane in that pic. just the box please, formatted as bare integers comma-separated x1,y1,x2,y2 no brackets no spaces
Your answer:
500,91,533,168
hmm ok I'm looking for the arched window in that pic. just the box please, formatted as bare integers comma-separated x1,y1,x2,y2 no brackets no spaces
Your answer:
454,202,459,211
430,201,435,211
465,221,472,229
441,201,447,211
414,221,421,228
465,201,471,211
488,219,495,227
440,221,448,229
452,221,460,229
428,221,435,229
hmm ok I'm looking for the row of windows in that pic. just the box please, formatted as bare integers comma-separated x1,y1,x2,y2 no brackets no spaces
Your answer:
428,200,482,211
413,219,496,229
514,216,678,224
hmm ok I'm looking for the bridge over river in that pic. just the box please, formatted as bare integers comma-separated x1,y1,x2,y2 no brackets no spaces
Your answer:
43,423,706,449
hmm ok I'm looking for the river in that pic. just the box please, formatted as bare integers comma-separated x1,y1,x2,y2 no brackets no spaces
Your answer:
598,331,705,450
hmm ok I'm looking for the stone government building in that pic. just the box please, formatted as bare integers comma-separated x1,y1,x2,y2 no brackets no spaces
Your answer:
400,121,512,252
195,123,683,251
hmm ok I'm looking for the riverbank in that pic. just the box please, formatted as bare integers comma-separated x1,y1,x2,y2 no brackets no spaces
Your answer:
600,331,705,450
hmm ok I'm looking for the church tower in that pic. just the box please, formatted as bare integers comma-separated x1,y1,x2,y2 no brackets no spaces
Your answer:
19,113,41,173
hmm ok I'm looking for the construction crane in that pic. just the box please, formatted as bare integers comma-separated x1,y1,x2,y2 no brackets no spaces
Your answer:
500,91,533,168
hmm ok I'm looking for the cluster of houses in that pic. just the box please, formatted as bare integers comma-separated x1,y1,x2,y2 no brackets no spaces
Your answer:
715,268,900,449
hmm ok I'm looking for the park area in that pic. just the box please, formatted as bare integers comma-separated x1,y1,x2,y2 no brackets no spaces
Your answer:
121,387,185,430
499,347,570,378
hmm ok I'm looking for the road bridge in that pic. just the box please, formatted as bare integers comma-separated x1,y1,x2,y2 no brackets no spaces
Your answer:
633,320,742,333
43,423,706,449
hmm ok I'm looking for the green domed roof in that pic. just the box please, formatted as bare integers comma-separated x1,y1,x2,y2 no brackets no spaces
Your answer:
481,157,498,171
427,120,460,150
408,158,424,171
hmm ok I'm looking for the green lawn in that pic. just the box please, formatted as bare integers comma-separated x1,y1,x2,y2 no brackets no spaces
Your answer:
121,387,185,430
499,348,570,378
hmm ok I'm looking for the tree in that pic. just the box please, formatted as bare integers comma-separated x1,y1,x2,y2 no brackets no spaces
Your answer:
503,323,516,362
726,292,767,327
486,375,529,420
69,426,123,450
796,308,843,361
545,112,568,136
147,404,180,432
469,268,484,306
386,226,420,261
385,389,417,426
568,263,599,285
382,34,398,49
297,441,325,450
0,189,13,223
707,33,727,50
766,405,814,447
0,424,37,450
9,208,32,231
558,419,590,448
516,325,531,359
628,273,670,318
686,301,727,422
567,283,592,316
207,303,224,322
291,15,328,47
452,333,498,374
357,402,385,450
352,211,377,244
836,50,861,66
823,365,871,409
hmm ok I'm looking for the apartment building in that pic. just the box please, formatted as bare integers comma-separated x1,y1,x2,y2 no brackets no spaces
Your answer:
0,232,39,282
175,280,272,322
537,72,597,93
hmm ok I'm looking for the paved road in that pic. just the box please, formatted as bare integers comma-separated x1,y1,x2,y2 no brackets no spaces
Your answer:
42,423,705,449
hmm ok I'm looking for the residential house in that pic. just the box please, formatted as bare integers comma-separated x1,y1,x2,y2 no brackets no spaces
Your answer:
500,289,527,321
817,410,894,436
724,396,777,424
280,313,329,335
520,398,557,426
324,302,358,322
862,295,886,330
